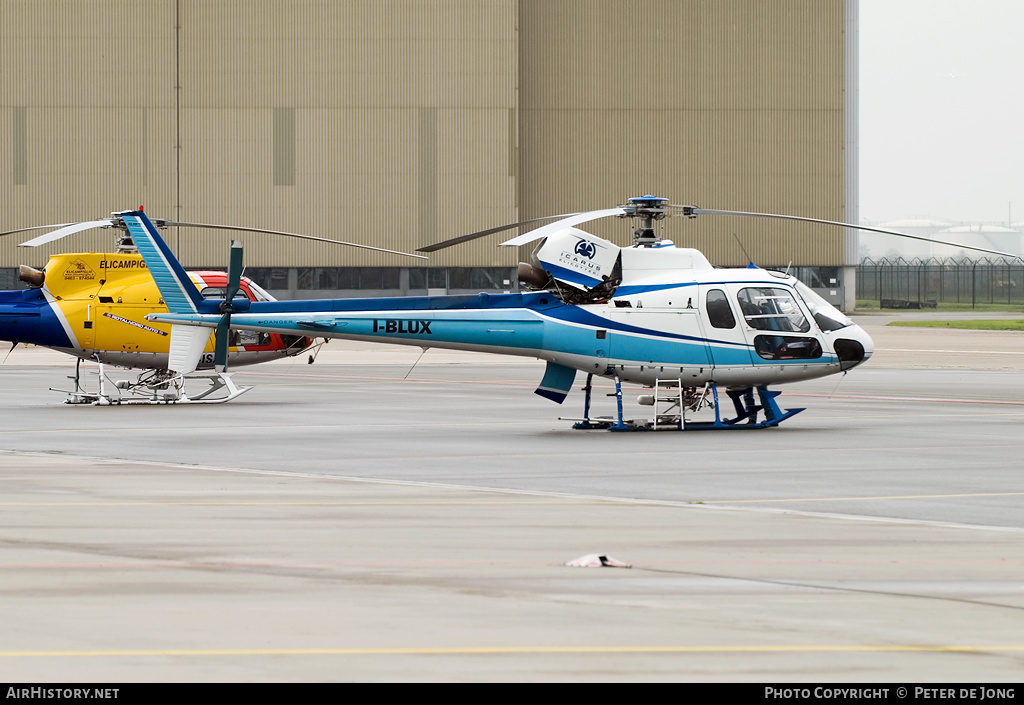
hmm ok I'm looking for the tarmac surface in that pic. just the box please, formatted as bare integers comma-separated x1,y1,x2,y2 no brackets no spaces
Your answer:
0,312,1022,681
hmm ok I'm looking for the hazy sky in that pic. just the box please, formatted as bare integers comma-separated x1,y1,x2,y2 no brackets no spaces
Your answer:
859,0,1024,225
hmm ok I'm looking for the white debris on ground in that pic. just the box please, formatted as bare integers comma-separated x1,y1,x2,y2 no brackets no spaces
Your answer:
565,554,631,568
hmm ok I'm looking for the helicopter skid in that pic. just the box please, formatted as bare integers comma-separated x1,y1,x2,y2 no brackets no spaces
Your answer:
182,373,252,404
562,412,802,431
54,368,251,406
681,408,804,430
564,382,804,431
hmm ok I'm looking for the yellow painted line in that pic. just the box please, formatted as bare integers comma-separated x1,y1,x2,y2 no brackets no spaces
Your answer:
0,500,609,507
2,645,1024,658
698,491,1024,505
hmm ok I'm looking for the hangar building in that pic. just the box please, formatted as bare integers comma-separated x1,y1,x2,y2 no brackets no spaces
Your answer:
1,0,859,308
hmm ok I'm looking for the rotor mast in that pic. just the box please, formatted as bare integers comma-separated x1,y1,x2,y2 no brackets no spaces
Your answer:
623,195,670,246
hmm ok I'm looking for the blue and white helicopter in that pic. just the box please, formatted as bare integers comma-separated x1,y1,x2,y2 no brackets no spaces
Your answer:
15,197,1016,429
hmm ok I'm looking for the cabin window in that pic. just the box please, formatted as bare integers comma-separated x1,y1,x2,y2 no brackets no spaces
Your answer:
229,330,270,347
793,281,852,332
737,287,810,333
706,289,736,329
245,281,276,302
201,287,249,301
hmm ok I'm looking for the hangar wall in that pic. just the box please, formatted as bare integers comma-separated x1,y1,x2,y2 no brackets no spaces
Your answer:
1,0,855,296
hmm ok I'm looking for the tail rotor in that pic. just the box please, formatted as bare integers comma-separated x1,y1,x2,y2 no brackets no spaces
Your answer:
213,240,244,374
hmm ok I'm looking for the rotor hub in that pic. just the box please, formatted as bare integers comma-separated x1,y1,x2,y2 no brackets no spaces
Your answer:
624,195,670,220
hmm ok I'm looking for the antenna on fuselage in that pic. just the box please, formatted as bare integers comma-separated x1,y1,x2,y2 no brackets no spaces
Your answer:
733,233,755,267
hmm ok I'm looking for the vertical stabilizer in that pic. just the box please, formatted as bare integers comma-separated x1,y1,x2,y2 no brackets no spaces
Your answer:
118,211,203,314
535,361,577,404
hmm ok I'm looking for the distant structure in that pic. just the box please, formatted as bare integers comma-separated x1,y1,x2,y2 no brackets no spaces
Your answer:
861,220,1022,260
931,225,1023,260
860,219,951,260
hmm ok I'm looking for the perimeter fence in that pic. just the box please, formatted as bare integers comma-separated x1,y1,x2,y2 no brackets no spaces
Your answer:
857,258,1024,308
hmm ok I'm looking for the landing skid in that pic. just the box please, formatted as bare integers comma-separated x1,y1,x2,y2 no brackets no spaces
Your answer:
184,373,252,404
681,385,804,430
55,360,252,405
562,376,803,431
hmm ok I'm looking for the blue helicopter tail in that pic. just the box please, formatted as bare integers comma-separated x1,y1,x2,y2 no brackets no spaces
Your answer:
118,211,204,315
119,210,215,375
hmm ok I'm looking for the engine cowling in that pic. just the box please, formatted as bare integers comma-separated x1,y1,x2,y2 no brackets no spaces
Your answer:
533,228,620,291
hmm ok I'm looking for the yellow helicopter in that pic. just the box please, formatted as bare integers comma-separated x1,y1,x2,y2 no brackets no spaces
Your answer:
0,212,425,404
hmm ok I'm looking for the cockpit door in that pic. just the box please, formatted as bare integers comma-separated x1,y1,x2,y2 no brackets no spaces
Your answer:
699,285,753,368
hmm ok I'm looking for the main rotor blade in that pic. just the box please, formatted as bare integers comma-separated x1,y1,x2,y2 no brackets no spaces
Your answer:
416,213,579,253
159,221,428,259
0,222,75,238
691,209,1022,260
499,208,628,247
17,219,116,247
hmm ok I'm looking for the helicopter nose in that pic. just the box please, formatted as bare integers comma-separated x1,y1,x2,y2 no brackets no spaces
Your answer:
833,324,873,371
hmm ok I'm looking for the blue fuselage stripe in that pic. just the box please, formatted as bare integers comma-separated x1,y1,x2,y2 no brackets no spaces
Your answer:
154,293,838,368
0,291,74,347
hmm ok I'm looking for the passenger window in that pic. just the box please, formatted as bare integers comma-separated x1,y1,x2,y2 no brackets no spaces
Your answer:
706,289,736,329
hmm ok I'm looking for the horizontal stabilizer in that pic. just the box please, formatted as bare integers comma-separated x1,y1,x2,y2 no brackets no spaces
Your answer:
535,361,577,404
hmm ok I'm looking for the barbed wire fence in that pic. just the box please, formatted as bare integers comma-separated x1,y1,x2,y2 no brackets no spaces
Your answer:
857,258,1023,308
